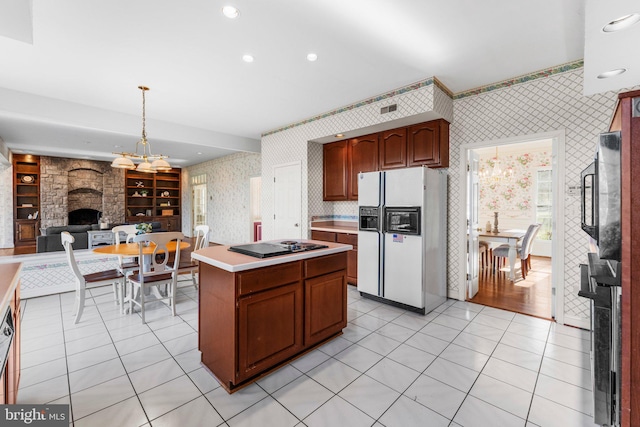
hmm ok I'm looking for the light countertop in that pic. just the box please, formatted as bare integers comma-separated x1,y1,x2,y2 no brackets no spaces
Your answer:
309,221,358,234
191,240,352,273
0,263,22,315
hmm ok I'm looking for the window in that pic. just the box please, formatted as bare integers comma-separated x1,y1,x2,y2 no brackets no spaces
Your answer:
535,169,552,240
191,174,207,232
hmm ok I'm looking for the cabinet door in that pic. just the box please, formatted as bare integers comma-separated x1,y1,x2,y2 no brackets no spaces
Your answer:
323,141,349,201
15,221,37,245
407,120,449,168
237,282,303,383
336,233,358,285
305,270,347,346
348,134,379,200
379,128,408,170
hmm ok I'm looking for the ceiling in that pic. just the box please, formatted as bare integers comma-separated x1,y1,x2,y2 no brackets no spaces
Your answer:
0,0,636,167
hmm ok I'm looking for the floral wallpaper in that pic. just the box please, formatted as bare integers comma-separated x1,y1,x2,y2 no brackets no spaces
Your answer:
478,149,551,227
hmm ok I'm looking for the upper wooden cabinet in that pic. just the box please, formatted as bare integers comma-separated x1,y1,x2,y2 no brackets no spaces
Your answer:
322,119,449,201
379,128,408,170
348,134,379,199
407,119,449,168
323,141,349,201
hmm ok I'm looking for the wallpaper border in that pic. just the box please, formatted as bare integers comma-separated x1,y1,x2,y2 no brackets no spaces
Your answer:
261,59,585,138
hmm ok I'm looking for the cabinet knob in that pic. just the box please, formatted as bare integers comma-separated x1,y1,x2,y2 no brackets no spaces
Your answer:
294,223,299,227
3,327,11,337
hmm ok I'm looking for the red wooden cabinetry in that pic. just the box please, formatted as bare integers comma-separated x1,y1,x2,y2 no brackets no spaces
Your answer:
323,141,349,201
198,252,347,392
323,119,449,201
408,119,449,168
379,128,408,170
348,134,379,199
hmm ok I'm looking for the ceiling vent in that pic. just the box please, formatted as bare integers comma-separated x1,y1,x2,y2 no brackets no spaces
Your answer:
380,104,397,115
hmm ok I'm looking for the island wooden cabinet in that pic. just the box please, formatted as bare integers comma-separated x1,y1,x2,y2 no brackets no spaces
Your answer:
199,252,348,392
237,281,303,383
311,231,358,285
304,253,347,346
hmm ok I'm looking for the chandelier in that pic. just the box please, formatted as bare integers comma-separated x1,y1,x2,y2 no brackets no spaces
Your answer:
111,86,171,173
480,147,513,181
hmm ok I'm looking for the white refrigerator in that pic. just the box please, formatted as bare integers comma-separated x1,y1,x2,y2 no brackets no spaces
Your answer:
357,167,447,313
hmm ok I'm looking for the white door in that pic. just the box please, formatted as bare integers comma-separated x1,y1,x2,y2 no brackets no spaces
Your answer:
467,150,480,299
273,162,302,240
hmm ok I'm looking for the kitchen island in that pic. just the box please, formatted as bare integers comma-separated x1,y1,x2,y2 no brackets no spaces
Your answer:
191,240,352,393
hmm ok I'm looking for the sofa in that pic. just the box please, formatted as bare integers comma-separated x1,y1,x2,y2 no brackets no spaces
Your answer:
36,225,92,253
36,222,164,253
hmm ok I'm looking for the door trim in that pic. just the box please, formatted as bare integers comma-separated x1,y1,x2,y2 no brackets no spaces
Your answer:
457,129,566,324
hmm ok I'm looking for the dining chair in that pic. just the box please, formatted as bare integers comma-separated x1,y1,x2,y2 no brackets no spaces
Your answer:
111,224,139,274
126,231,184,324
177,225,210,289
492,223,541,280
62,231,124,323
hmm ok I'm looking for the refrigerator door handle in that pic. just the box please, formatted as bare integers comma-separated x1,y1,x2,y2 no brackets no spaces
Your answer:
379,231,385,297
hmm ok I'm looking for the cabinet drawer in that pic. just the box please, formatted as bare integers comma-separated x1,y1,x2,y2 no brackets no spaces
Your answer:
311,230,336,242
237,262,302,297
336,233,357,247
304,253,347,278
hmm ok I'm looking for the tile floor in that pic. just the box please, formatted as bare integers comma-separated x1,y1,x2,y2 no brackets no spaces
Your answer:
17,284,597,427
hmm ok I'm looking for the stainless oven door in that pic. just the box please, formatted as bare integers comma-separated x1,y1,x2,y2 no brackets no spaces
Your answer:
0,306,14,377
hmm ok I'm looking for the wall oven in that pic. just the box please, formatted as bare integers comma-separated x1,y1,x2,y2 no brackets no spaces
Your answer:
0,306,14,377
578,131,622,426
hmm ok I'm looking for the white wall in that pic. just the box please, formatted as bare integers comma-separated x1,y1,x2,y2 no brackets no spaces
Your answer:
184,152,261,245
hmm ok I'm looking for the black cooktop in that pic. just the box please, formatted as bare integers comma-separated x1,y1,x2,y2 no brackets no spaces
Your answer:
228,241,328,258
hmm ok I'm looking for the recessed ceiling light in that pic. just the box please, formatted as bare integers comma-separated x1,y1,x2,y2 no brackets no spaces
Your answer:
114,145,122,148
242,54,254,63
603,13,640,32
197,152,203,155
307,53,318,62
83,141,91,144
222,6,239,19
597,68,627,79
335,133,344,138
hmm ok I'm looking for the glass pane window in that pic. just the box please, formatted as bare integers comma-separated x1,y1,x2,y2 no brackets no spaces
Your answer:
535,169,552,240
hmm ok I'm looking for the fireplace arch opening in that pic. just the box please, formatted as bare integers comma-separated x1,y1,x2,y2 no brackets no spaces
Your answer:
69,209,101,225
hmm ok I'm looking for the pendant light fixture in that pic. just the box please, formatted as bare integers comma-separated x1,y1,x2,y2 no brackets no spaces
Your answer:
111,86,171,173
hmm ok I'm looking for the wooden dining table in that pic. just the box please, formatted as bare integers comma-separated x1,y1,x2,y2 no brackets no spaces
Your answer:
93,241,190,260
478,230,526,281
93,240,191,306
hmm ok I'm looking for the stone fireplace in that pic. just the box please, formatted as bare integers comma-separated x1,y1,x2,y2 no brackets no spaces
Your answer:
39,157,125,229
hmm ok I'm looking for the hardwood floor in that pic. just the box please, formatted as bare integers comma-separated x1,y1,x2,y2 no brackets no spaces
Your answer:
0,246,35,256
469,255,552,319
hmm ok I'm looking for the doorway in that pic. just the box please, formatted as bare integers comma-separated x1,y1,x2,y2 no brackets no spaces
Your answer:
191,174,207,236
273,162,302,240
460,131,565,321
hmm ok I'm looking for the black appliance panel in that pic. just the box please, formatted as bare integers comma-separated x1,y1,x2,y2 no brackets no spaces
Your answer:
384,207,421,235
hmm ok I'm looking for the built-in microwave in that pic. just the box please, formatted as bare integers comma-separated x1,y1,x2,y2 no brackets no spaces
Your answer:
580,131,621,261
384,207,421,235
